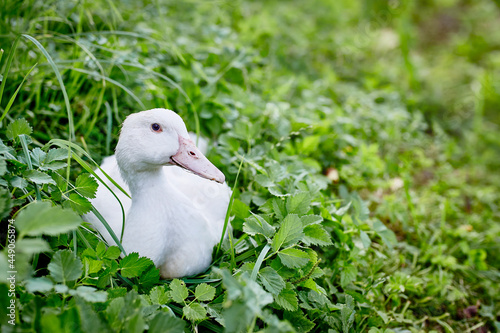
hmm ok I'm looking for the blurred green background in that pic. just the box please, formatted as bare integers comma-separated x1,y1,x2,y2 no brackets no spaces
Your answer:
0,0,499,331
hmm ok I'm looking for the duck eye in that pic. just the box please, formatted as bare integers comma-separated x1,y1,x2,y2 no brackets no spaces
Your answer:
151,123,162,132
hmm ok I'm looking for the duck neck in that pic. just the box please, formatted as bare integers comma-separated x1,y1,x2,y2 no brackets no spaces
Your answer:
121,166,173,203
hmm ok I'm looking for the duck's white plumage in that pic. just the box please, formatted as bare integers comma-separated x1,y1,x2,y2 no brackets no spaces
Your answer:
84,108,230,278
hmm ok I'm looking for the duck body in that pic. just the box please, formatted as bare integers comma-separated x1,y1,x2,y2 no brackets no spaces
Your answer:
84,109,230,278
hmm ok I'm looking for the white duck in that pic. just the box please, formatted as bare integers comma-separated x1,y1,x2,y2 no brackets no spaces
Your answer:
84,108,231,278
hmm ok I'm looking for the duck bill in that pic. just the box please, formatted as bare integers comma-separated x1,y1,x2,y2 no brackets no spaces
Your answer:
170,136,225,184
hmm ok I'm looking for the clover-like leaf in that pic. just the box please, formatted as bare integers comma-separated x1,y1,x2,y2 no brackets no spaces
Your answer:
195,283,216,302
302,224,333,246
69,286,107,303
243,213,275,238
278,248,310,268
149,312,185,333
25,277,54,293
23,170,56,185
48,250,83,284
286,192,311,216
6,118,32,140
15,201,82,237
119,253,152,278
45,148,69,163
75,173,98,198
259,266,286,295
66,193,92,214
274,287,298,311
340,265,358,288
169,279,189,303
149,285,170,305
183,303,206,321
272,214,304,252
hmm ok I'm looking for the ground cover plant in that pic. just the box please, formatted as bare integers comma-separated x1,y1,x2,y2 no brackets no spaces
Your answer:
0,0,499,332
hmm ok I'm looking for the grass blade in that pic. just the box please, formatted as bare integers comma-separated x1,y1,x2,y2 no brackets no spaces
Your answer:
47,138,130,247
19,134,41,201
64,67,145,109
216,156,245,256
0,63,37,123
105,101,112,155
47,138,130,198
0,36,20,108
250,244,271,281
21,34,75,141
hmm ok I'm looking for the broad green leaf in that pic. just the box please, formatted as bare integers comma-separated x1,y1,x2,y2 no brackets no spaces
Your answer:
359,230,371,249
69,286,107,303
40,161,67,171
16,238,50,254
48,250,83,284
45,148,69,163
231,199,250,219
15,201,82,237
106,291,145,331
255,174,274,187
195,283,216,301
22,169,56,185
66,193,92,214
30,148,46,166
302,224,333,246
74,297,106,332
340,295,355,333
218,268,273,308
284,310,315,333
333,202,351,217
169,279,188,303
300,135,321,153
243,213,275,238
104,246,121,260
272,198,287,220
149,286,170,305
259,266,286,295
0,252,8,282
40,313,62,332
223,303,250,333
25,277,54,293
272,214,304,252
83,258,102,275
301,215,323,226
373,220,397,249
0,187,12,219
0,158,6,176
75,173,98,198
149,312,185,333
268,160,287,182
55,284,69,293
96,241,106,257
278,248,310,268
119,253,152,278
340,265,358,288
10,176,28,189
299,278,321,293
352,195,369,222
6,118,32,140
286,192,311,216
138,265,160,289
274,287,298,311
183,303,206,321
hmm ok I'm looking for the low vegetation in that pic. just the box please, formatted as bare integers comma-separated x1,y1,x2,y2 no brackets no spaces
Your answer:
0,0,499,332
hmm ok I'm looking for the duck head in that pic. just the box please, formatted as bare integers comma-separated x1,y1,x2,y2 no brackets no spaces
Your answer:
115,108,225,183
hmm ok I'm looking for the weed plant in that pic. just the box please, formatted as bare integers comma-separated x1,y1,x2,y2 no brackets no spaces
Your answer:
0,0,499,332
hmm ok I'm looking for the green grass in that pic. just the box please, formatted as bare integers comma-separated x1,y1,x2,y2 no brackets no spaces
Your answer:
0,0,499,332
